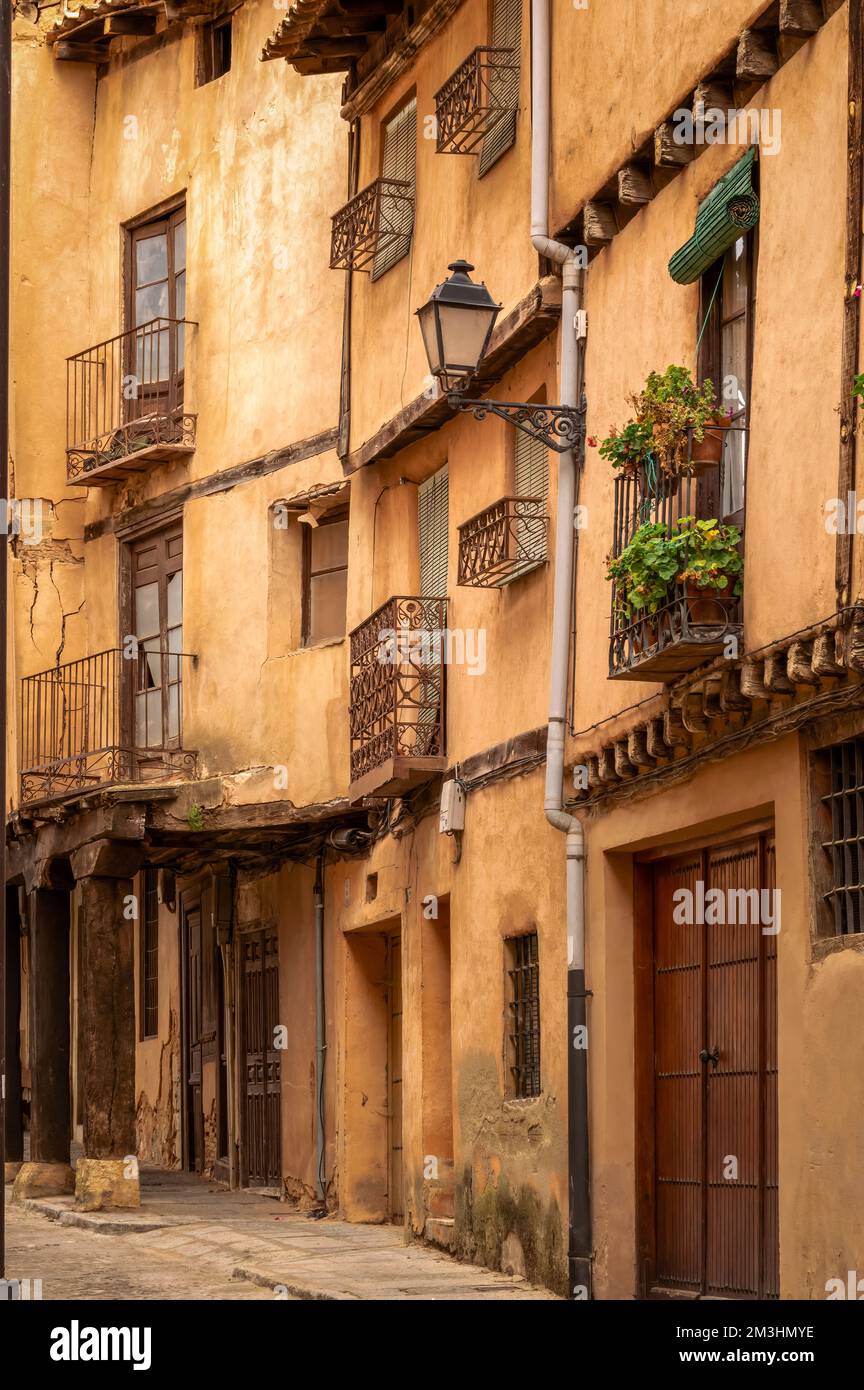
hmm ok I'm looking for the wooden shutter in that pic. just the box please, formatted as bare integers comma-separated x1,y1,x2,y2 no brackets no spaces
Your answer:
418,464,449,596
479,0,521,176
372,97,417,280
514,429,549,562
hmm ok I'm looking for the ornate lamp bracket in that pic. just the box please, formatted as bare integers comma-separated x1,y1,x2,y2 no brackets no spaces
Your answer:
447,393,585,453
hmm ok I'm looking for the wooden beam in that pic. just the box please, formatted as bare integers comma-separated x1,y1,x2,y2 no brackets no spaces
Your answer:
618,163,654,206
654,120,695,167
54,41,111,63
836,0,863,608
315,15,388,36
693,78,732,121
293,56,354,74
301,36,369,57
104,13,159,36
583,200,617,245
736,28,779,81
779,0,824,35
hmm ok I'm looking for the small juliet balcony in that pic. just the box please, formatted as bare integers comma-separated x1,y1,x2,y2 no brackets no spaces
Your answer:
19,647,197,807
349,596,447,802
329,177,414,273
434,46,520,155
608,430,746,682
458,495,547,588
66,317,196,487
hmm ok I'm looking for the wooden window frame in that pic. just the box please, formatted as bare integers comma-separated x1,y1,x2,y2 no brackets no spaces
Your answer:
120,519,184,758
301,507,349,647
140,866,159,1040
196,13,233,87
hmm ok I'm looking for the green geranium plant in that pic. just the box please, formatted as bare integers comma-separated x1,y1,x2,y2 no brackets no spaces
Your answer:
606,516,743,616
596,419,653,476
675,516,743,594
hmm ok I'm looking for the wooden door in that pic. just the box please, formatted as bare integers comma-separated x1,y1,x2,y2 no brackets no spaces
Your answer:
644,832,778,1298
127,206,186,421
241,926,282,1189
386,932,404,1222
183,906,204,1173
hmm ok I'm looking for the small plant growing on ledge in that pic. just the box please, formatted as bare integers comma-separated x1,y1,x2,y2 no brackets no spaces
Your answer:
187,804,205,832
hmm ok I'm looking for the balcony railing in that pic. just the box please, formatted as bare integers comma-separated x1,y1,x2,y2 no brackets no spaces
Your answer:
19,647,197,805
608,429,747,682
66,317,196,487
434,46,520,155
458,495,547,587
330,178,414,273
349,596,447,800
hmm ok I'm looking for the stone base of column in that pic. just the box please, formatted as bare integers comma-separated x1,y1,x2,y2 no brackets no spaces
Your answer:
75,1157,140,1211
4,1161,23,1183
12,1160,75,1200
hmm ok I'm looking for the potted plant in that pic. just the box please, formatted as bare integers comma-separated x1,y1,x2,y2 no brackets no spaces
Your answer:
596,419,654,478
674,515,743,623
606,521,682,649
632,365,731,474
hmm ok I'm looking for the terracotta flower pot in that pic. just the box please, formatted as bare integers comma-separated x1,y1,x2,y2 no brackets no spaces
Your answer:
632,617,658,655
685,577,735,624
689,418,731,470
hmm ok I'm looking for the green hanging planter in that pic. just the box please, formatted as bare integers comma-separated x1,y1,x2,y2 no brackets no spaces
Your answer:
668,147,760,285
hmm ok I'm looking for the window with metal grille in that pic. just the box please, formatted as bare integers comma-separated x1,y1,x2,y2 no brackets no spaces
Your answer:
816,737,864,937
506,931,540,1098
418,464,449,597
479,0,521,177
513,425,549,565
141,868,159,1038
371,96,417,280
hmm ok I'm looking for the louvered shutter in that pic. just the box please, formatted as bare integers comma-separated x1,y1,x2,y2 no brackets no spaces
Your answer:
479,0,521,177
372,97,417,280
418,464,449,596
514,429,548,563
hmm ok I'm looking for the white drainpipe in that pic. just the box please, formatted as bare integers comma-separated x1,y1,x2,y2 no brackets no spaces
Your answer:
530,0,591,1297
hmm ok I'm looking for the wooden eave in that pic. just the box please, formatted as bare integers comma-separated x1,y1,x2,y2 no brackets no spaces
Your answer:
260,0,466,121
343,274,563,474
47,0,224,61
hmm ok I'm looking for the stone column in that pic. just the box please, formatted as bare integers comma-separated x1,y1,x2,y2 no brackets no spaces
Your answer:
4,886,24,1179
12,887,74,1199
71,839,142,1211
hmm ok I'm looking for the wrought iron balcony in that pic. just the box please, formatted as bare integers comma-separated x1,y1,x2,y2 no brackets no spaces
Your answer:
458,496,547,587
349,596,447,801
330,177,414,273
19,647,197,806
66,317,196,487
608,429,746,682
434,46,519,155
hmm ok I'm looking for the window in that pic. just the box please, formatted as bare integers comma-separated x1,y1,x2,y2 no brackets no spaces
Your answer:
141,867,159,1039
506,932,540,1098
129,524,184,750
127,204,187,421
513,409,549,565
302,509,348,645
418,464,449,596
371,96,417,280
479,0,521,176
814,737,864,937
197,15,232,86
698,231,756,528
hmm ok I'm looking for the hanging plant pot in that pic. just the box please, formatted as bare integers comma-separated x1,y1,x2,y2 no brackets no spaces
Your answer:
688,418,731,470
685,576,736,624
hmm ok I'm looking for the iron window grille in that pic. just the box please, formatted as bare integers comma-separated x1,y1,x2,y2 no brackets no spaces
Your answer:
329,177,414,273
458,495,547,587
818,737,864,936
507,932,541,1099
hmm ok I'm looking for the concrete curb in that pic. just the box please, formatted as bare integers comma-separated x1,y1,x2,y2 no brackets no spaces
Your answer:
17,1196,194,1236
231,1264,357,1300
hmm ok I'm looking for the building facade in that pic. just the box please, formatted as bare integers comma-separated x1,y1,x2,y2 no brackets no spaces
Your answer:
4,0,864,1301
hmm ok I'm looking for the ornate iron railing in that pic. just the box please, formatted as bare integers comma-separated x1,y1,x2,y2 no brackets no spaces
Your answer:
66,317,196,483
329,177,414,272
19,646,197,805
608,427,747,681
458,495,547,587
435,46,520,154
349,596,447,785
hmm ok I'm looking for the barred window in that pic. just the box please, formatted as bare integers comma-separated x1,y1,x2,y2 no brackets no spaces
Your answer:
506,932,540,1098
479,0,521,177
816,737,864,937
371,96,417,280
141,868,159,1038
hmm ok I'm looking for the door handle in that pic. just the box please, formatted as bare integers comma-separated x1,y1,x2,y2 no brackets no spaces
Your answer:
699,1045,720,1069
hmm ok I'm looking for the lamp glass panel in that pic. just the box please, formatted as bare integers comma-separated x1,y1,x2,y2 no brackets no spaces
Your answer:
417,301,442,376
437,302,496,372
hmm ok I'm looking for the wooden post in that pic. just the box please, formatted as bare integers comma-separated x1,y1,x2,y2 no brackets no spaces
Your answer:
4,889,22,1167
836,0,864,608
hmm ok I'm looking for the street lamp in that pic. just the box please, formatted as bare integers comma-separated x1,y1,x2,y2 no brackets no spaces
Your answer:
416,260,584,453
415,260,501,392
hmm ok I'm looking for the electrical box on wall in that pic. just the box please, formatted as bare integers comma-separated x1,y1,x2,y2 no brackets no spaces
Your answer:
439,779,465,834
